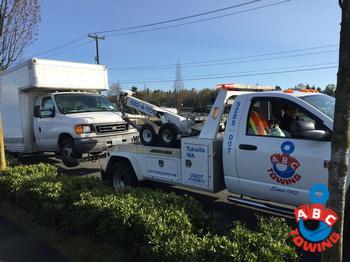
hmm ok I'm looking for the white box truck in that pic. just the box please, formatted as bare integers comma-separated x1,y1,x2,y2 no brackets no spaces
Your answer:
0,58,138,167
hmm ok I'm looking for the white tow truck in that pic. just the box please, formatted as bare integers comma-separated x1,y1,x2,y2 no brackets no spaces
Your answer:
102,83,349,216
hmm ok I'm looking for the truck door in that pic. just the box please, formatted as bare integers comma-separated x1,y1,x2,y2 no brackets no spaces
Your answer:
33,96,58,151
235,97,331,206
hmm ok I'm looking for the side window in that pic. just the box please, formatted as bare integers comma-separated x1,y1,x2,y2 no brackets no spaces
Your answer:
41,97,55,117
247,99,330,140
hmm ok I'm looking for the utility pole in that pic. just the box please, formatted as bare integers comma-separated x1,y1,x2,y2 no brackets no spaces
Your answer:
88,33,105,64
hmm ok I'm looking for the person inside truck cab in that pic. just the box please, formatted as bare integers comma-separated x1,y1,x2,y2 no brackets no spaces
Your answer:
279,105,299,134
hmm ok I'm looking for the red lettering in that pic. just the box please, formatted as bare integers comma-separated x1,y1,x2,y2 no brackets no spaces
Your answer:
287,177,296,184
294,174,301,181
303,241,318,252
281,154,289,164
270,154,281,164
293,236,304,247
329,232,341,244
276,177,287,185
270,173,276,180
290,227,300,236
288,157,300,170
295,207,308,222
321,239,333,250
324,209,338,226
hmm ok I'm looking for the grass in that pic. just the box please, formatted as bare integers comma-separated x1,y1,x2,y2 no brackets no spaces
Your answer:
0,201,132,262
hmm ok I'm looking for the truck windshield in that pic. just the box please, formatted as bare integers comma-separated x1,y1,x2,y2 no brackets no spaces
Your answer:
55,94,117,114
300,95,335,119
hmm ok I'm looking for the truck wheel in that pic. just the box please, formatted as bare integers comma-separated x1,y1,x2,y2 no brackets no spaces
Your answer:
111,161,138,192
139,123,158,146
159,123,180,148
60,138,80,167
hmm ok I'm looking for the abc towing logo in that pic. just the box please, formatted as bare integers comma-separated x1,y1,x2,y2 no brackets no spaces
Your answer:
290,184,340,252
268,141,301,185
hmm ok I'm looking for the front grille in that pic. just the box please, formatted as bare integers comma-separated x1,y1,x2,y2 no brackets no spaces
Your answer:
95,123,127,134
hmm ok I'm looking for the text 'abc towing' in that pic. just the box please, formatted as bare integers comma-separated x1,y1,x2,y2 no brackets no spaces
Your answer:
290,184,340,253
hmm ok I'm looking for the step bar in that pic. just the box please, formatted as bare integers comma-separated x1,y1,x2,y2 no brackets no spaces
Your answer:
227,195,295,218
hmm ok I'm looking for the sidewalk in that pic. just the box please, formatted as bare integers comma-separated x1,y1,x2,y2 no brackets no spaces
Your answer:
0,217,68,262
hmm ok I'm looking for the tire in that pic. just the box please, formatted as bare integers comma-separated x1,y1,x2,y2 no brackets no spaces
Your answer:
159,123,181,148
139,123,158,146
60,138,80,167
111,161,138,192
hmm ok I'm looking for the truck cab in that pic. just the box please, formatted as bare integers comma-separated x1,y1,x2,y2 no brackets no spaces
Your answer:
33,92,138,167
223,90,335,206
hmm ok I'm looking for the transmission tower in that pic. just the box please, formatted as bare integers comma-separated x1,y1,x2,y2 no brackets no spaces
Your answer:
173,61,184,113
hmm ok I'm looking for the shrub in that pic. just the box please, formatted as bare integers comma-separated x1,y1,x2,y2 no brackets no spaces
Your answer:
0,164,299,261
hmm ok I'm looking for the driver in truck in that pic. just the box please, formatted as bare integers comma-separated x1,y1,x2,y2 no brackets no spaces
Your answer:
280,104,299,135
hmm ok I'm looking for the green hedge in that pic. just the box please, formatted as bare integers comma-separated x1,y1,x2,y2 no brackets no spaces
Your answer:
0,164,298,261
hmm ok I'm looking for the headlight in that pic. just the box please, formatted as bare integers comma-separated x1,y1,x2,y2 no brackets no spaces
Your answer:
75,125,92,134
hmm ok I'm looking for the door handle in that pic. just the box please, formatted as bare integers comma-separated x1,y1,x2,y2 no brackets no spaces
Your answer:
39,127,41,133
239,144,257,150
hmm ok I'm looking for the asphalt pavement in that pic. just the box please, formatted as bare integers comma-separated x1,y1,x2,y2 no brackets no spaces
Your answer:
0,216,68,262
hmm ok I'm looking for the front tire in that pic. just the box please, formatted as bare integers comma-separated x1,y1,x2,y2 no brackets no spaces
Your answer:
60,138,80,167
111,161,138,192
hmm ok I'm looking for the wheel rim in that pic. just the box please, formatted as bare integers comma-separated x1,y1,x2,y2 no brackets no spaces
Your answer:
142,129,153,143
162,129,173,144
113,173,126,191
63,144,73,157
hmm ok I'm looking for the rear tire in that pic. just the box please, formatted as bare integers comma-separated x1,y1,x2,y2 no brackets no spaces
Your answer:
139,123,158,146
159,123,180,148
60,138,80,167
111,161,138,192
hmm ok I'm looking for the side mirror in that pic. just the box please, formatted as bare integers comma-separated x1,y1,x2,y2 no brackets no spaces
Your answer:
291,121,331,141
34,105,41,118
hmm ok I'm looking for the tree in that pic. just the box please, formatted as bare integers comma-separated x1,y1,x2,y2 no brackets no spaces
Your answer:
324,84,336,96
321,1,350,261
0,0,40,170
0,0,40,70
108,81,121,105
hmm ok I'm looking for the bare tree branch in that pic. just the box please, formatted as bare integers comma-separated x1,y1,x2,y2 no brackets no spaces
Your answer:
0,0,40,71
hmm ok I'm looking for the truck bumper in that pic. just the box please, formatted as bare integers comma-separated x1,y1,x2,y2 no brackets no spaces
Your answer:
74,132,139,154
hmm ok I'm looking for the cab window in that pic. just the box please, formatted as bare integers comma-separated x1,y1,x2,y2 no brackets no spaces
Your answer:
246,99,331,141
41,97,55,117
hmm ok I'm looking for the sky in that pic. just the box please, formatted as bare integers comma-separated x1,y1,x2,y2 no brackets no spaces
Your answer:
23,0,341,91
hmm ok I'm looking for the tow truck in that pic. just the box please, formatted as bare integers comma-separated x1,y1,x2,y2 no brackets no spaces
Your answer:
102,83,349,218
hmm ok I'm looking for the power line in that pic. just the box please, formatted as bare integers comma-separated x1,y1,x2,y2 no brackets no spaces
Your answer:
110,44,338,70
117,62,338,82
24,35,87,59
46,40,94,58
110,49,338,71
21,0,289,62
105,0,290,38
118,66,338,84
94,0,263,34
